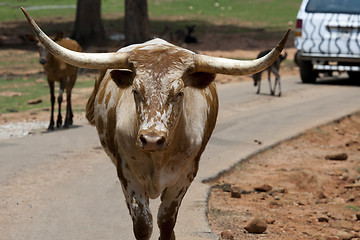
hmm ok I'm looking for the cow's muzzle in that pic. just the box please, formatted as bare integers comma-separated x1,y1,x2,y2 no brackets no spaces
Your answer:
139,132,166,151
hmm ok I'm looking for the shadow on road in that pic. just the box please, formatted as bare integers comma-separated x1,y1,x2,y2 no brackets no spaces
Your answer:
297,76,360,87
39,124,83,134
316,77,360,86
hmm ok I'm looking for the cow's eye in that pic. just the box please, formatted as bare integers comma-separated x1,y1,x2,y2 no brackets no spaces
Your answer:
132,88,145,101
132,89,139,96
172,90,183,102
177,91,184,98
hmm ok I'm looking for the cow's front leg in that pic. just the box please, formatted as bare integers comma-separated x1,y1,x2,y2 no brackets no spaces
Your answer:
157,180,191,240
122,183,153,240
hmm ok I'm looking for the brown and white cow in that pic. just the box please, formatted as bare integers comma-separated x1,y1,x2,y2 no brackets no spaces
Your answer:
22,7,289,240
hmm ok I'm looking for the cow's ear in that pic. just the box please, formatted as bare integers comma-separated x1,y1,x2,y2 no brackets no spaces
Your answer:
110,70,135,88
184,72,216,89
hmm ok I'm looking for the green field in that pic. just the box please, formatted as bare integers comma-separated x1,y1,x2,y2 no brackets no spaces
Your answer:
1,0,301,29
149,0,300,28
0,75,94,113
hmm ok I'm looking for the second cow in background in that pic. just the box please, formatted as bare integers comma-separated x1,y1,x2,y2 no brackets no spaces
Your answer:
36,33,82,130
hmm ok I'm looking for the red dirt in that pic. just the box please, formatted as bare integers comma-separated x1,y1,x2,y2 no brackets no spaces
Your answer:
208,113,360,240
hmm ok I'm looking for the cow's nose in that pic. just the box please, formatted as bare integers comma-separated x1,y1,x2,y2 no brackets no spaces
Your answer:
139,133,165,151
39,59,47,65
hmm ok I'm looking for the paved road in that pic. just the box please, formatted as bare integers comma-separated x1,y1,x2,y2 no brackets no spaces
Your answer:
0,75,359,240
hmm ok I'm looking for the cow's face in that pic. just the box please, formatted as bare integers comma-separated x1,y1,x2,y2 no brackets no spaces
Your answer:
110,46,215,152
132,74,185,152
111,47,188,152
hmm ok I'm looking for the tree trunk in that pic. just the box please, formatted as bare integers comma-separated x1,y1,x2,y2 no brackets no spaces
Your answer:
125,0,150,45
72,0,105,46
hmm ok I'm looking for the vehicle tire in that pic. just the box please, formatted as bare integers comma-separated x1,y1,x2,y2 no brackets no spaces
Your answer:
347,71,360,80
294,50,301,66
299,60,317,83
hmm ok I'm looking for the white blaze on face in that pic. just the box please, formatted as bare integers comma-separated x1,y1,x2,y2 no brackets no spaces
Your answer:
127,41,195,149
134,76,184,142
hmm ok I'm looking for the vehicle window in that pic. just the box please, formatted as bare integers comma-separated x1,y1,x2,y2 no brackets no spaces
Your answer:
306,0,360,14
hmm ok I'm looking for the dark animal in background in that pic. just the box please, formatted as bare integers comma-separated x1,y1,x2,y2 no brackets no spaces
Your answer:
162,24,198,45
185,25,198,43
36,34,82,130
253,50,287,96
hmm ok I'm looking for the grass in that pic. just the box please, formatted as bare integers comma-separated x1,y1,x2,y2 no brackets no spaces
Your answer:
149,0,300,29
0,0,77,21
0,76,49,112
0,75,94,113
1,0,301,30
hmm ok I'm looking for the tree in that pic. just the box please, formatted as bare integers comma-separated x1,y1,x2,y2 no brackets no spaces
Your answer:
72,0,105,46
125,0,150,45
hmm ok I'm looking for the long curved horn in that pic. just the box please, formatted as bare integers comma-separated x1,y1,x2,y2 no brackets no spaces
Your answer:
194,29,290,75
21,7,131,70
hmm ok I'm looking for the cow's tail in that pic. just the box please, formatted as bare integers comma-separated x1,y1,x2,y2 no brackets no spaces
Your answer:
86,69,107,125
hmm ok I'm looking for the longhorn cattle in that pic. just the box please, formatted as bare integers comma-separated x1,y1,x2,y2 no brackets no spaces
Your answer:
22,7,289,240
35,33,82,130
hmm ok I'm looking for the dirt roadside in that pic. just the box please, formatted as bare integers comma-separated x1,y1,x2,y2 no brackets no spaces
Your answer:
208,112,360,240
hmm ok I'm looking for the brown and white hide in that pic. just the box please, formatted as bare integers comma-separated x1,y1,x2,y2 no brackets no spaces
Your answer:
86,39,218,239
21,7,289,240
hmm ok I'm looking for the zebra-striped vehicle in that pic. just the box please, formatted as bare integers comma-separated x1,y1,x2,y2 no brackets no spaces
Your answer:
295,0,360,83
